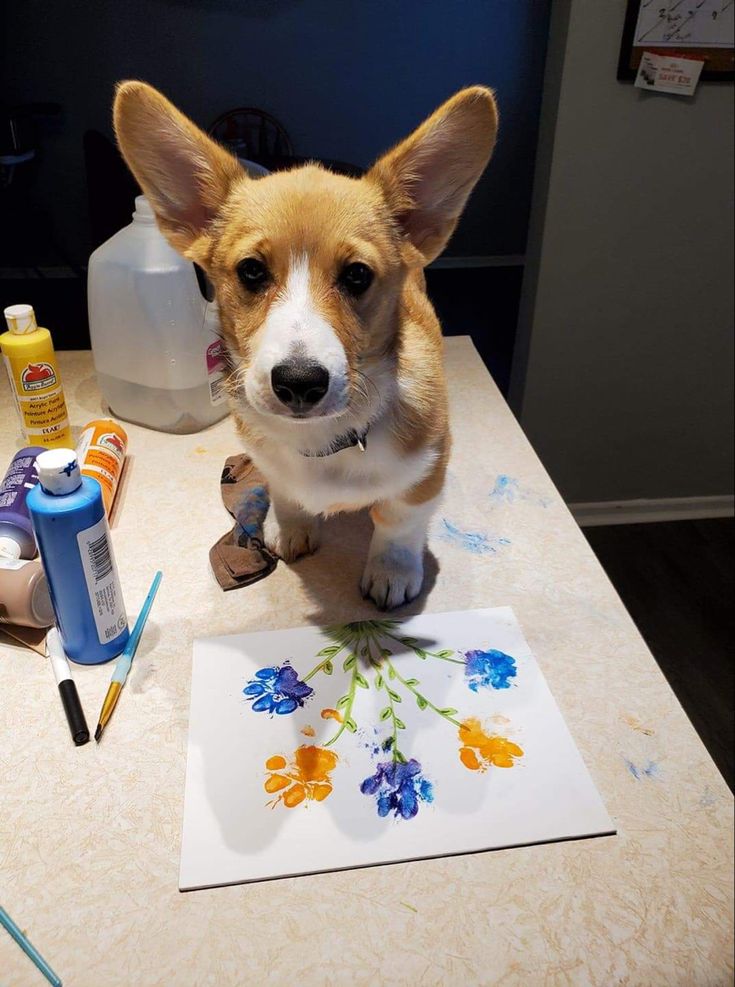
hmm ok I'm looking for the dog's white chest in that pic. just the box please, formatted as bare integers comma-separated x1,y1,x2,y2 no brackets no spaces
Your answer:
249,420,435,515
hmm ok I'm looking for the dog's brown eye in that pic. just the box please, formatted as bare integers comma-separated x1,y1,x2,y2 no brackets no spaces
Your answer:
237,258,269,292
339,262,373,297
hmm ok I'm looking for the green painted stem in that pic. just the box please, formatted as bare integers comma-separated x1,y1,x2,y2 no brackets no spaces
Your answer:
386,658,462,728
383,631,465,665
324,634,362,747
365,637,404,763
303,645,346,683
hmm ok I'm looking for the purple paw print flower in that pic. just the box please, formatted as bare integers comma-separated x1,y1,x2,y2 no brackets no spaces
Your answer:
360,759,434,820
464,648,517,691
243,663,313,715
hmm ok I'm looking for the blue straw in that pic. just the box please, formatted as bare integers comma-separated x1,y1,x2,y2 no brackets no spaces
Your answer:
1,906,62,987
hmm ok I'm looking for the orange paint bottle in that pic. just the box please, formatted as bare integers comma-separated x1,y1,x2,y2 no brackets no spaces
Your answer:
75,418,128,515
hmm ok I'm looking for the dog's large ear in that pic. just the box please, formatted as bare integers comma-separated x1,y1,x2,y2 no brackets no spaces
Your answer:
113,80,244,258
368,87,498,265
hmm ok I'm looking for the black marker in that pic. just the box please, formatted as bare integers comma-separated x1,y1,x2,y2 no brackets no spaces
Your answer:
47,627,90,746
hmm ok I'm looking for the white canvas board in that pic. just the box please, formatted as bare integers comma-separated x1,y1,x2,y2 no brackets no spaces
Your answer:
180,607,615,890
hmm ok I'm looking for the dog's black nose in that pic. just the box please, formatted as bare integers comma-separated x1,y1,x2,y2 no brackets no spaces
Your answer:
271,361,330,410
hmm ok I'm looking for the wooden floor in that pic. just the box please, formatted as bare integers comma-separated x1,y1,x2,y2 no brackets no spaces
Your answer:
584,518,734,792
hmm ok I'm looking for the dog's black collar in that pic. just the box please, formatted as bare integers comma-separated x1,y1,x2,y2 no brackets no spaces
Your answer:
300,425,369,458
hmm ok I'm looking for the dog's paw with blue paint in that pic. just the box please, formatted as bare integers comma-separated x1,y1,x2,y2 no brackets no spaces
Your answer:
360,546,424,610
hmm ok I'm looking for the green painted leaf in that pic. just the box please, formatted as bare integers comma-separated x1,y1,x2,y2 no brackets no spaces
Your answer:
395,718,406,730
380,648,393,658
316,645,339,657
436,649,455,659
387,689,402,703
343,654,357,671
360,645,369,657
405,677,419,686
438,707,458,716
336,694,351,709
355,672,369,689
380,706,392,721
415,648,427,659
400,637,418,647
324,660,333,675
387,664,396,681
375,673,384,689
344,717,357,734
395,750,407,764
416,696,428,710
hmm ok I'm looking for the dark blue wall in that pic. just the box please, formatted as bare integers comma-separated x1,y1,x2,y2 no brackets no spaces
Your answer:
2,0,550,265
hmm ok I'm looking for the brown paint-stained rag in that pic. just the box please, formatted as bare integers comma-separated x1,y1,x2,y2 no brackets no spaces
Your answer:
209,454,278,590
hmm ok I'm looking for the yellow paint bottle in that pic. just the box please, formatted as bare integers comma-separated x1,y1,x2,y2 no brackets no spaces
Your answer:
1,304,72,449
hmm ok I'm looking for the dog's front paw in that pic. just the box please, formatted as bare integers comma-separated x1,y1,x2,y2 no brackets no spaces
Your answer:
263,509,320,562
360,546,424,610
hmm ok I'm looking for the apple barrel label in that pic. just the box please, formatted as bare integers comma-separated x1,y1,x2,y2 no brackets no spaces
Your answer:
3,352,71,447
21,361,57,390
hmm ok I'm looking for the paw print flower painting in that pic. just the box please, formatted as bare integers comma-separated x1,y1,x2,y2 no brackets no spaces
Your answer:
458,718,524,771
265,746,338,808
360,759,434,819
243,663,313,715
180,609,618,891
463,648,517,692
243,624,523,823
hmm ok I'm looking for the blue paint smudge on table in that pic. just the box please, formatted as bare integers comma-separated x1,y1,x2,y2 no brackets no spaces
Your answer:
438,519,511,555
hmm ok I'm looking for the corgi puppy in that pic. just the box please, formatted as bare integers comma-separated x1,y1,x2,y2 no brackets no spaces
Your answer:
114,81,497,609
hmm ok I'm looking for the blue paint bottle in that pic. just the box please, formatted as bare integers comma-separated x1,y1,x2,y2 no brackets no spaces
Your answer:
27,448,129,664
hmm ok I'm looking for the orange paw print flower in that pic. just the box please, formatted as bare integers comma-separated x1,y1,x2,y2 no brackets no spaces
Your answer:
264,745,339,808
458,717,524,771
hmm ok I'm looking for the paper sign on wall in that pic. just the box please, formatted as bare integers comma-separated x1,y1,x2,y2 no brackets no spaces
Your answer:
635,52,705,95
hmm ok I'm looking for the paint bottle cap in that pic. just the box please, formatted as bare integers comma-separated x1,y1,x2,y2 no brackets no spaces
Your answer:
0,536,22,560
3,303,38,335
36,449,83,496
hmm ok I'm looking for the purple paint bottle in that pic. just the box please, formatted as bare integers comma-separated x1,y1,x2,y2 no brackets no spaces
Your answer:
0,447,45,559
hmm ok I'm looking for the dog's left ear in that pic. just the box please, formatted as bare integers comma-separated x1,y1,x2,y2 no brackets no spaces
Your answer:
368,87,498,265
114,80,244,259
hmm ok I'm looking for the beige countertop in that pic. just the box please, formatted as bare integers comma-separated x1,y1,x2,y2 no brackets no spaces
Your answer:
1,340,732,986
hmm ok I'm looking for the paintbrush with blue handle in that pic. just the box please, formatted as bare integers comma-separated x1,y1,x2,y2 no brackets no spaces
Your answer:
94,571,162,742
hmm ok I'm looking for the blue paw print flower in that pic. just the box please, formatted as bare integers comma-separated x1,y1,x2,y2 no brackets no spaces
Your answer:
360,759,434,820
243,663,313,715
464,649,517,691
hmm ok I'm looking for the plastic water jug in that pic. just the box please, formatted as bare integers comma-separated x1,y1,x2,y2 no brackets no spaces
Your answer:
87,196,229,434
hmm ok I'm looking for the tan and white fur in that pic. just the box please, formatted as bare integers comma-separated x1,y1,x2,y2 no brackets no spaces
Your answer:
114,81,497,609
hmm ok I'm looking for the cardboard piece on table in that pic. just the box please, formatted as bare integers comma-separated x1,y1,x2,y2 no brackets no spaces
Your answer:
0,624,48,655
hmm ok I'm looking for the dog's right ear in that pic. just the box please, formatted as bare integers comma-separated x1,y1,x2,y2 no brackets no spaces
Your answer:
113,80,244,258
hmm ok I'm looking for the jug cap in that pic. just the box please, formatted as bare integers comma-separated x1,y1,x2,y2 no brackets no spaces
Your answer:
133,196,156,223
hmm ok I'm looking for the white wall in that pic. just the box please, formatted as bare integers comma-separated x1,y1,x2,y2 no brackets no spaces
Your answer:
514,0,734,504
